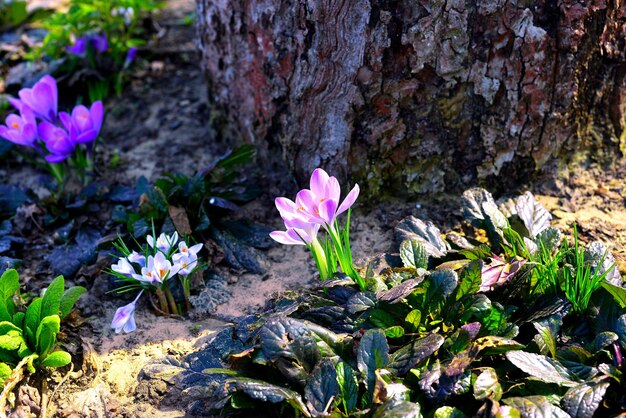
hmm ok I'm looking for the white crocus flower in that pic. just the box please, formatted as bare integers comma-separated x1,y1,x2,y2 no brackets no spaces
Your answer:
112,258,135,277
176,254,198,277
173,241,203,263
127,251,146,267
146,232,179,253
152,252,180,282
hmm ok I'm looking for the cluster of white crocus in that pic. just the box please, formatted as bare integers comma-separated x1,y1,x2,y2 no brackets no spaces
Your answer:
110,232,203,333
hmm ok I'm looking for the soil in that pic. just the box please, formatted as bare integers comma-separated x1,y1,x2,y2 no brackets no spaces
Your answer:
0,0,625,416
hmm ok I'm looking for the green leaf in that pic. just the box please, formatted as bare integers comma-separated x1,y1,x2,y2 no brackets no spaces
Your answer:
336,361,358,413
0,330,24,351
11,312,24,329
369,309,395,329
400,239,428,269
24,298,42,348
535,227,562,253
425,269,458,310
473,367,502,401
223,377,308,415
59,286,86,319
40,350,71,368
600,281,626,308
461,188,507,242
533,322,557,358
502,396,569,418
0,269,19,322
456,260,483,301
346,292,377,314
41,275,65,318
0,362,12,388
384,326,405,338
0,269,19,300
389,333,444,376
404,309,422,332
506,351,578,387
304,358,339,414
35,315,60,357
357,329,389,403
434,406,468,418
0,321,21,335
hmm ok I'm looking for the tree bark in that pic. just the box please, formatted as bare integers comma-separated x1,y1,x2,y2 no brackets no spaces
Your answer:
196,0,626,196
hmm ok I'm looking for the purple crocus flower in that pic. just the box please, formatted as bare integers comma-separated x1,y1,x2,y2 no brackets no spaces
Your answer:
112,258,135,277
58,101,103,144
270,223,321,246
111,291,143,333
124,47,137,68
0,106,38,148
90,34,108,53
37,122,75,163
17,75,58,122
66,37,88,55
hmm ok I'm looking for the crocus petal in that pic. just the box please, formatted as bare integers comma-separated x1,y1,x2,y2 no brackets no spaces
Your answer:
122,314,137,333
336,184,360,216
295,189,318,216
188,243,203,255
8,98,23,111
40,75,58,116
90,101,104,134
146,235,155,247
318,199,338,225
310,168,330,198
275,197,297,215
76,130,98,144
269,230,304,245
59,112,72,132
45,153,70,163
325,176,341,203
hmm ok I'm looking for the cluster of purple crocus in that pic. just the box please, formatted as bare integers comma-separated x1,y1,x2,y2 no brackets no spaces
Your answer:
0,75,103,164
110,232,203,333
66,33,137,68
270,168,362,285
66,33,109,55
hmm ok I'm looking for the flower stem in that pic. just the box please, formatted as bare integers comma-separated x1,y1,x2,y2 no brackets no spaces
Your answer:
155,289,169,314
164,287,179,315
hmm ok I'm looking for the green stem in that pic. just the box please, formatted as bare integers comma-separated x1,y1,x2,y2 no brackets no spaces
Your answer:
164,287,179,315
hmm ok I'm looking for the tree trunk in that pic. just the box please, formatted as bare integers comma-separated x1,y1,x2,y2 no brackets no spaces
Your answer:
196,0,626,196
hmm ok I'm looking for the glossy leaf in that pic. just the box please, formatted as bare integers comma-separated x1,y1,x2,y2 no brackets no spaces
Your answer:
357,329,389,402
473,368,502,401
456,260,483,301
41,276,65,318
395,216,448,258
461,188,507,238
40,350,71,368
400,239,428,269
59,286,86,319
562,379,610,418
514,192,552,238
389,333,444,376
502,396,569,418
304,358,339,414
506,351,578,387
336,361,358,413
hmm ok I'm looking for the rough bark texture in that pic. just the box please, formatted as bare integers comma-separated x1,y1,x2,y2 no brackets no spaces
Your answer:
197,0,626,196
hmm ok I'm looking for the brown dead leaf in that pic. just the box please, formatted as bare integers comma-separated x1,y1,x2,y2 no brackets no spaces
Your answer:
168,206,192,236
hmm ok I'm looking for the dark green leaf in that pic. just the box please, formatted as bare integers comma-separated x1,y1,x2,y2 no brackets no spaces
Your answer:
346,292,376,314
533,322,557,358
224,376,308,415
378,278,424,304
59,286,86,319
389,333,444,376
357,329,389,402
593,331,618,352
336,361,358,413
369,309,395,329
400,239,428,269
426,269,458,308
260,317,320,378
40,350,71,368
599,281,626,308
41,276,65,318
456,260,483,301
505,351,578,386
395,216,449,258
304,358,339,414
562,379,610,418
